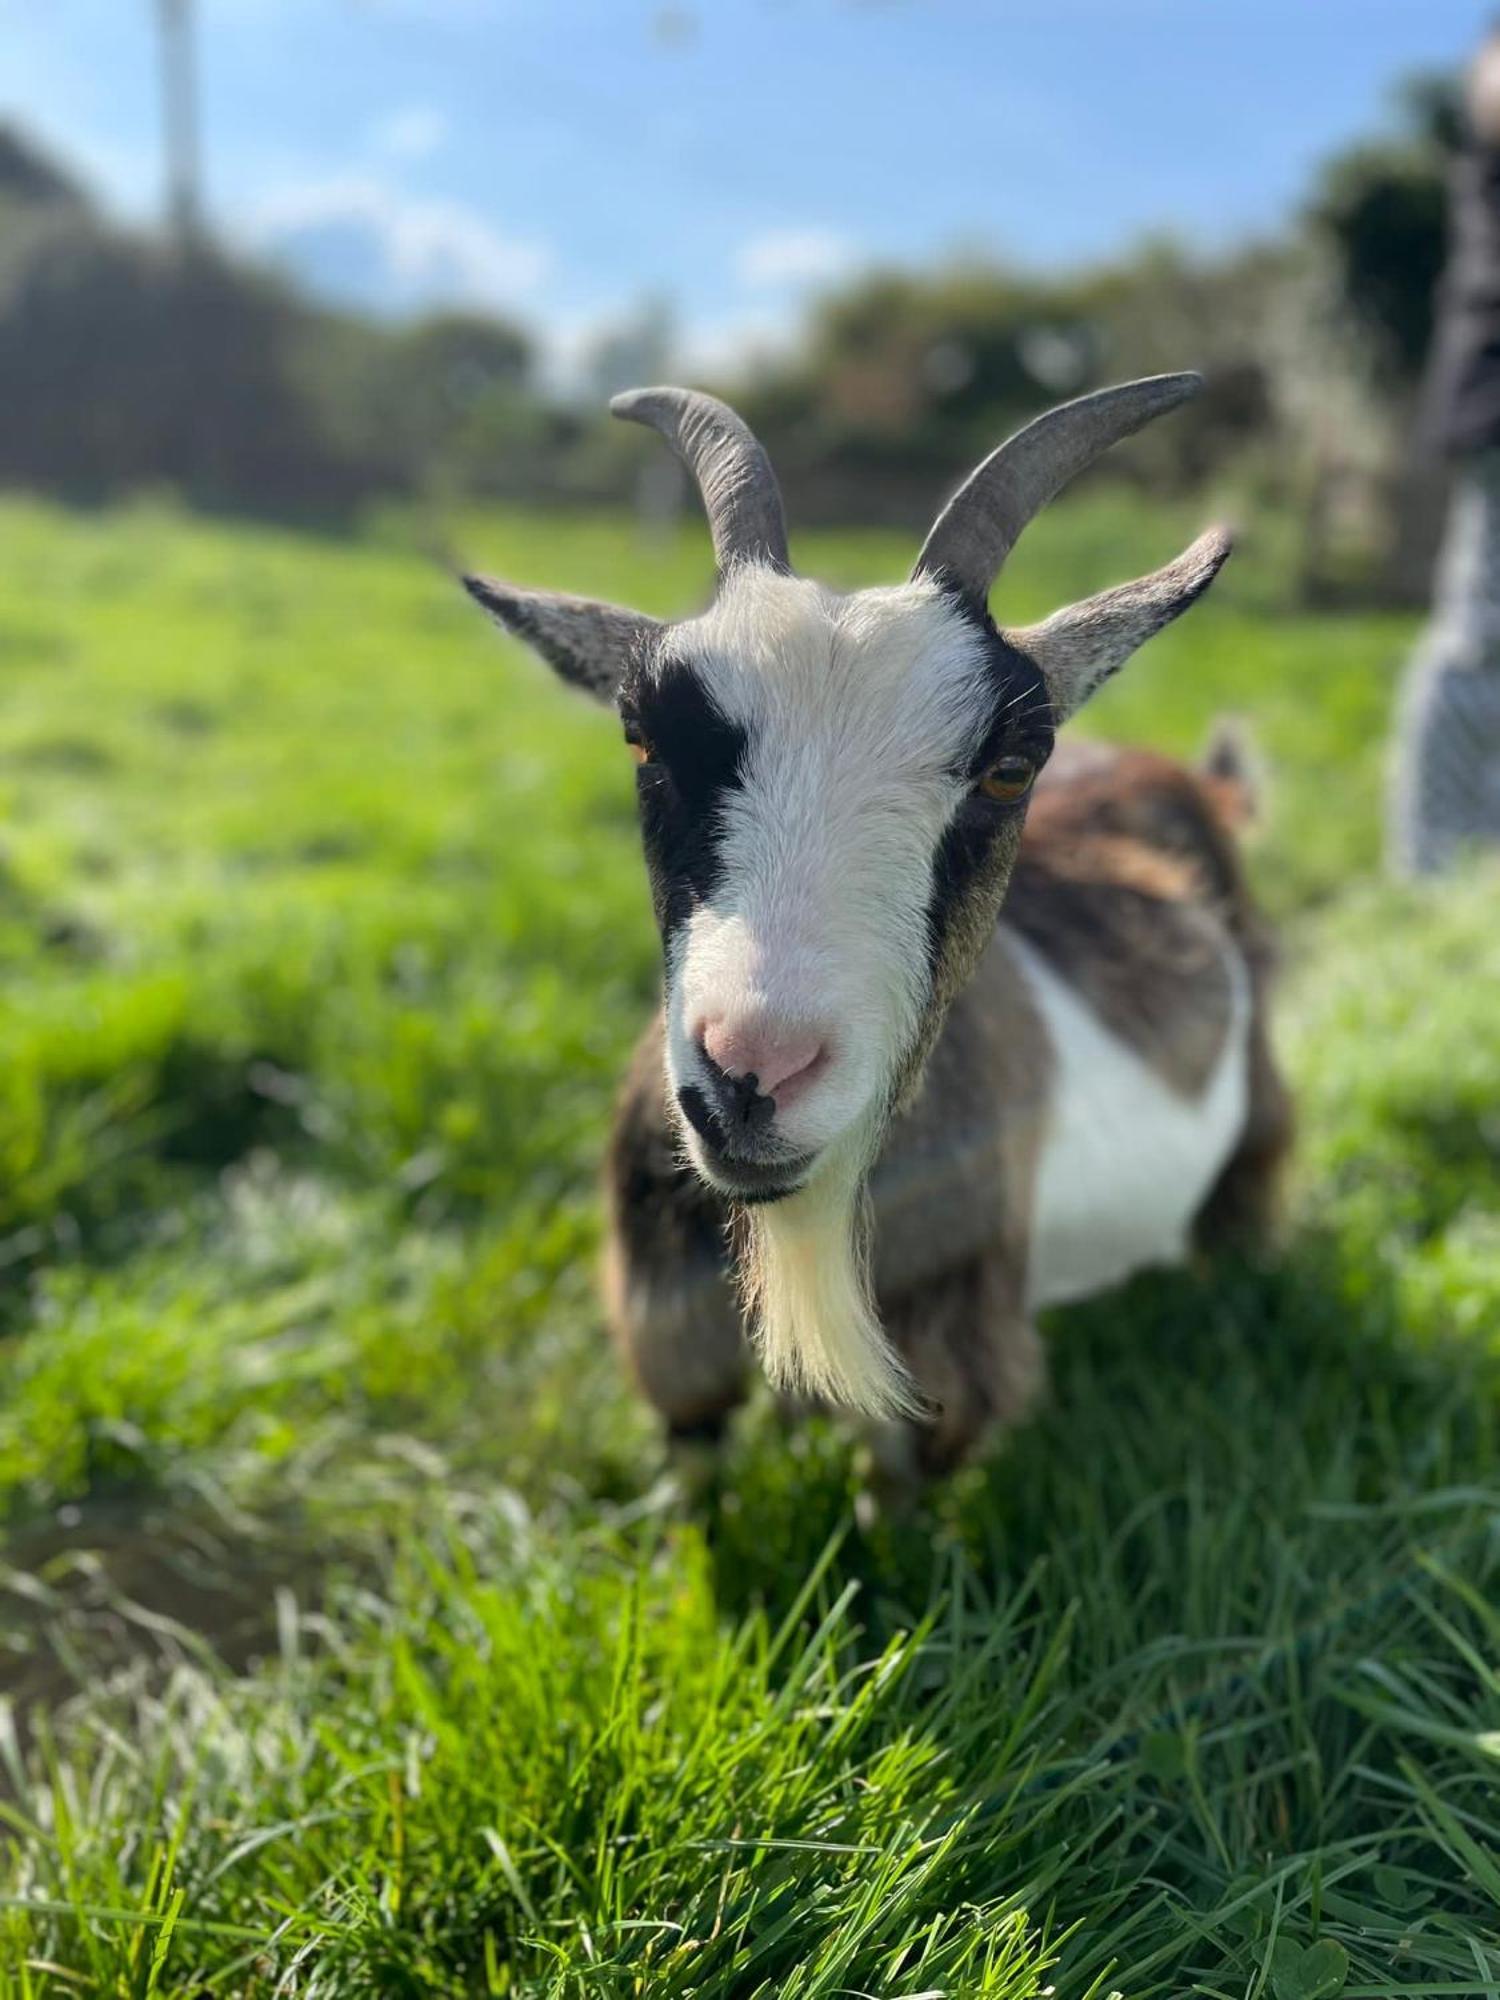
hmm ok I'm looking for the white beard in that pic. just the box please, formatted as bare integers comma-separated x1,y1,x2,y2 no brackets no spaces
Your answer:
738,1119,919,1419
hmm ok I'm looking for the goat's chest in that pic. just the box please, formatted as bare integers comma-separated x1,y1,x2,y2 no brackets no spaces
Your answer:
1014,937,1250,1311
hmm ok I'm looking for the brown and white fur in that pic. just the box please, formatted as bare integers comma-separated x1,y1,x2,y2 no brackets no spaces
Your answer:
603,732,1288,1478
464,378,1291,1482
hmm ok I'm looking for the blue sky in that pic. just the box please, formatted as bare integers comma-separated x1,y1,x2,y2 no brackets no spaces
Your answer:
6,0,1497,375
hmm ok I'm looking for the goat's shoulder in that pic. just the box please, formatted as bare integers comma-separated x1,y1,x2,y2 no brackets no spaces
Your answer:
871,928,1052,1296
1002,739,1257,1097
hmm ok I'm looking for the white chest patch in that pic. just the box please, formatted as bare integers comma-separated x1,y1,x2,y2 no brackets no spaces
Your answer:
1013,934,1251,1312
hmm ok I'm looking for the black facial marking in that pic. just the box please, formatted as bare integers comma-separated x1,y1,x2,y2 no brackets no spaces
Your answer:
923,598,1055,989
676,1085,810,1203
950,606,1055,784
618,657,748,941
926,798,1015,975
696,1047,777,1137
676,1040,814,1203
676,1083,724,1148
678,1061,775,1155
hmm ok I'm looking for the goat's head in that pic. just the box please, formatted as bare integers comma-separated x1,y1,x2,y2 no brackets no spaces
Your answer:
466,377,1232,1416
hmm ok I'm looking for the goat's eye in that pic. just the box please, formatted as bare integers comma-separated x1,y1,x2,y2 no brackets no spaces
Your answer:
977,755,1036,804
626,734,654,766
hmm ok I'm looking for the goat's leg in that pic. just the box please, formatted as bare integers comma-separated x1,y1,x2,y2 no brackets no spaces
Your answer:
873,1254,1044,1493
605,1020,747,1479
1193,1008,1293,1254
603,1220,746,1465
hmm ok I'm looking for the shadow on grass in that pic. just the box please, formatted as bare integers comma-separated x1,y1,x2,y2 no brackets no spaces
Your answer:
703,1227,1497,1639
3,1223,1495,1798
0,1493,320,1761
686,1234,1500,1992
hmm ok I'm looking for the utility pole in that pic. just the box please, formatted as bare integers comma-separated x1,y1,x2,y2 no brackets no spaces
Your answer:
156,0,201,249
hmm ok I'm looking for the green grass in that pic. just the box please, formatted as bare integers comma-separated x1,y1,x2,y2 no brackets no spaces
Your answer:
0,489,1496,1996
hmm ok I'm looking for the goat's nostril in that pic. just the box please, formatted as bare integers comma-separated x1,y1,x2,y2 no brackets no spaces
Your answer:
739,1078,775,1133
699,1019,829,1108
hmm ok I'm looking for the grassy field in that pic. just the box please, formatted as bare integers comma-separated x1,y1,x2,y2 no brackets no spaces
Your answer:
0,488,1497,1996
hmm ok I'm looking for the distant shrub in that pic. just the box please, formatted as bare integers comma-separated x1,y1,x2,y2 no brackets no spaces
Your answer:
730,250,1283,529
0,75,1462,568
0,214,385,515
0,124,86,213
0,128,549,520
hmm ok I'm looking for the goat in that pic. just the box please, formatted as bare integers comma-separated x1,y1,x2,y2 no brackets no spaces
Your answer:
465,376,1292,1481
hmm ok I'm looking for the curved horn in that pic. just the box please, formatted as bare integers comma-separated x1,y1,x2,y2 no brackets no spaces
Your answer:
611,385,790,576
914,373,1203,604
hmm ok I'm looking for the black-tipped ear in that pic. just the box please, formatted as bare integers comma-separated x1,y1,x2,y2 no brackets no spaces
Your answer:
1005,525,1233,724
462,574,664,702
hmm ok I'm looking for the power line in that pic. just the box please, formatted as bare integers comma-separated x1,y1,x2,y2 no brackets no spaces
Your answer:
156,0,201,249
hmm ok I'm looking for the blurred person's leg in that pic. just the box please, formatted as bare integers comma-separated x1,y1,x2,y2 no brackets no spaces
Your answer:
1390,452,1500,875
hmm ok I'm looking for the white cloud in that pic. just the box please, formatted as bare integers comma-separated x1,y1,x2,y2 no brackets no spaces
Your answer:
735,227,858,291
249,175,548,315
371,105,448,163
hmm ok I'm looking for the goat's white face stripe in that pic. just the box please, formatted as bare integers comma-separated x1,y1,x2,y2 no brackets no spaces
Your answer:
660,567,997,1163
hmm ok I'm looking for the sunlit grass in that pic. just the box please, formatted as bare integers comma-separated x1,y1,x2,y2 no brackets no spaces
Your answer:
0,493,1496,1994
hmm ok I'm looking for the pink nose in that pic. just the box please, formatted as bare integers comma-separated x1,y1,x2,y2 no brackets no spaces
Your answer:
700,1016,829,1107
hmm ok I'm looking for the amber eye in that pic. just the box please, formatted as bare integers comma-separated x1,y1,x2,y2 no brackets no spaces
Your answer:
628,741,650,766
978,756,1036,804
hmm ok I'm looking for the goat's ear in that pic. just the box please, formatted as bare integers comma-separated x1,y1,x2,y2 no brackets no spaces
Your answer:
1007,526,1233,725
462,575,663,703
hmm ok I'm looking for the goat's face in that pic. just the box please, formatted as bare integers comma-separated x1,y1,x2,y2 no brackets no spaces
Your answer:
466,378,1231,1414
621,568,1051,1202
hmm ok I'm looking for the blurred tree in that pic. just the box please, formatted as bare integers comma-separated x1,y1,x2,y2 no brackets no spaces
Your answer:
0,51,1465,576
0,126,87,212
1309,72,1457,390
737,251,1277,527
0,210,384,513
374,313,545,497
1294,72,1461,603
